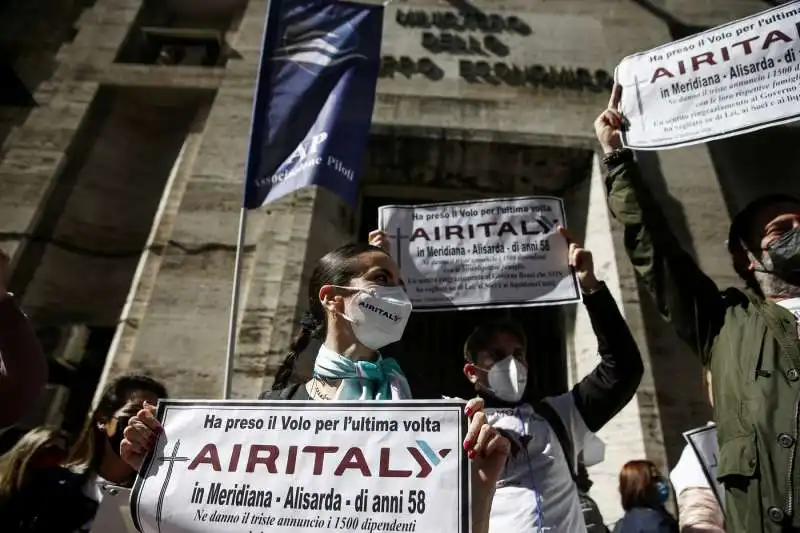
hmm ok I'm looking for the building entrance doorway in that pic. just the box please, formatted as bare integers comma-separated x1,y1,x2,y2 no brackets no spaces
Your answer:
353,132,592,401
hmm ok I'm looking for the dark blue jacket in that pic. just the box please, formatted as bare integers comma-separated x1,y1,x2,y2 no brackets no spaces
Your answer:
613,506,679,533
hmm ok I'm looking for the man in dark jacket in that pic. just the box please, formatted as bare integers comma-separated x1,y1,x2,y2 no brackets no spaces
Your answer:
0,248,47,428
597,86,800,533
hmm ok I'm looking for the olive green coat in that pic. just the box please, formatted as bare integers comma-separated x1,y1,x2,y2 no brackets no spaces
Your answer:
606,158,800,533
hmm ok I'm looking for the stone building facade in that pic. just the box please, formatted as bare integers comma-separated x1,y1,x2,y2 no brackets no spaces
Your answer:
1,0,798,523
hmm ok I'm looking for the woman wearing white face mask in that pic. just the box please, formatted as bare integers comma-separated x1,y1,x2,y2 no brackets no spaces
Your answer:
262,241,416,401
120,242,510,533
459,227,644,533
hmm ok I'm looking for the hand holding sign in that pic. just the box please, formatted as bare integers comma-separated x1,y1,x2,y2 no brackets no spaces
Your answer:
594,84,625,155
368,229,390,253
557,226,601,292
464,397,509,480
464,397,510,533
121,401,162,472
130,399,501,533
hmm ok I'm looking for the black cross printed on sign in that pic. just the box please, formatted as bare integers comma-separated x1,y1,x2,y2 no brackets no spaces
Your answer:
393,226,413,270
154,439,190,533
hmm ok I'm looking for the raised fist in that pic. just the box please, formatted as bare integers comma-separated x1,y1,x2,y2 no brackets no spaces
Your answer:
593,84,625,154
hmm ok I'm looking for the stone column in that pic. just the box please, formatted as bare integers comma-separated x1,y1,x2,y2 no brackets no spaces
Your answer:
563,155,654,524
97,0,355,400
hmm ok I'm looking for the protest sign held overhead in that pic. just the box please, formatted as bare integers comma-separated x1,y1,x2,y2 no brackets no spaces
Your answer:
243,0,384,209
378,197,580,311
616,1,800,150
130,400,469,533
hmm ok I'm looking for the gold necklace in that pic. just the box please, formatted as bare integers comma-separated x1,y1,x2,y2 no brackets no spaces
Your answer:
311,378,332,400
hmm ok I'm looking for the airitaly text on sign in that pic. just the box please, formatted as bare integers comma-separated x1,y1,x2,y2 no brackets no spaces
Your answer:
617,1,800,150
130,400,469,533
378,197,580,311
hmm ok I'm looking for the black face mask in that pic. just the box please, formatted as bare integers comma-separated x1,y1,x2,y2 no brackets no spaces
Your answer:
765,227,800,280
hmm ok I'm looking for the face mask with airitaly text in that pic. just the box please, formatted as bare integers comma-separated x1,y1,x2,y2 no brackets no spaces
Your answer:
332,285,412,350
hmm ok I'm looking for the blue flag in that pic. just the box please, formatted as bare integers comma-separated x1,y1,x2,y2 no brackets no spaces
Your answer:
243,0,384,209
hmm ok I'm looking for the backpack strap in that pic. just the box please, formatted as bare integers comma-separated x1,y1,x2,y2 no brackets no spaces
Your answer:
259,382,302,400
532,399,577,482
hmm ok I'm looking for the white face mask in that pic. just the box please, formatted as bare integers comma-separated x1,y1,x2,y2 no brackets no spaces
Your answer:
484,355,528,403
333,285,413,350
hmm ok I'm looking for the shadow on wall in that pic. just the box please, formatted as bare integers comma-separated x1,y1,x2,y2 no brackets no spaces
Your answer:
559,159,607,401
708,126,800,214
633,151,714,468
628,0,710,40
0,0,97,144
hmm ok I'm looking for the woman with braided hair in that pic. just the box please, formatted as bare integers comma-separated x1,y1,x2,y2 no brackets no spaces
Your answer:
261,239,413,401
120,237,511,533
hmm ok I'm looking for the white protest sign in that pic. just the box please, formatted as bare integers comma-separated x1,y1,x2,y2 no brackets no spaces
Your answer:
682,423,724,510
378,196,580,311
130,400,469,533
617,1,800,150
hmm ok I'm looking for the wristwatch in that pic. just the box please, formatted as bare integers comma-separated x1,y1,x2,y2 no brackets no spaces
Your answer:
581,281,605,296
602,148,633,170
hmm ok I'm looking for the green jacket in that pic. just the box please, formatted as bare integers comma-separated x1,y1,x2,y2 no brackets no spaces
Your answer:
606,157,800,533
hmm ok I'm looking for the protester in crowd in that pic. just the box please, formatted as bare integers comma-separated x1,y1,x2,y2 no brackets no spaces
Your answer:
0,427,95,532
368,226,642,532
597,84,800,533
65,374,167,532
453,227,643,533
121,242,510,533
0,248,48,429
613,460,679,533
670,371,724,533
578,458,611,533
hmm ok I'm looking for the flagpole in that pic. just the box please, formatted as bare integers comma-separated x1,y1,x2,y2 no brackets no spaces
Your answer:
223,207,248,399
223,0,279,400
222,0,383,399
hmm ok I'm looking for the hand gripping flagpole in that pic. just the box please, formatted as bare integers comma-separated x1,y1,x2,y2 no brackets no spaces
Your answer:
224,0,279,400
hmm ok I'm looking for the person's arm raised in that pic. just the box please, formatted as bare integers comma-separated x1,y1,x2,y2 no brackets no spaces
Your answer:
559,227,644,432
598,85,724,364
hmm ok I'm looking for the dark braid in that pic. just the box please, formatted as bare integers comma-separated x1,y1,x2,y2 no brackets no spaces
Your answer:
270,242,388,391
271,313,323,390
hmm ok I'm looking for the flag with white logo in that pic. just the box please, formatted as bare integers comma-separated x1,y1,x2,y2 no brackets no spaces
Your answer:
243,0,384,208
